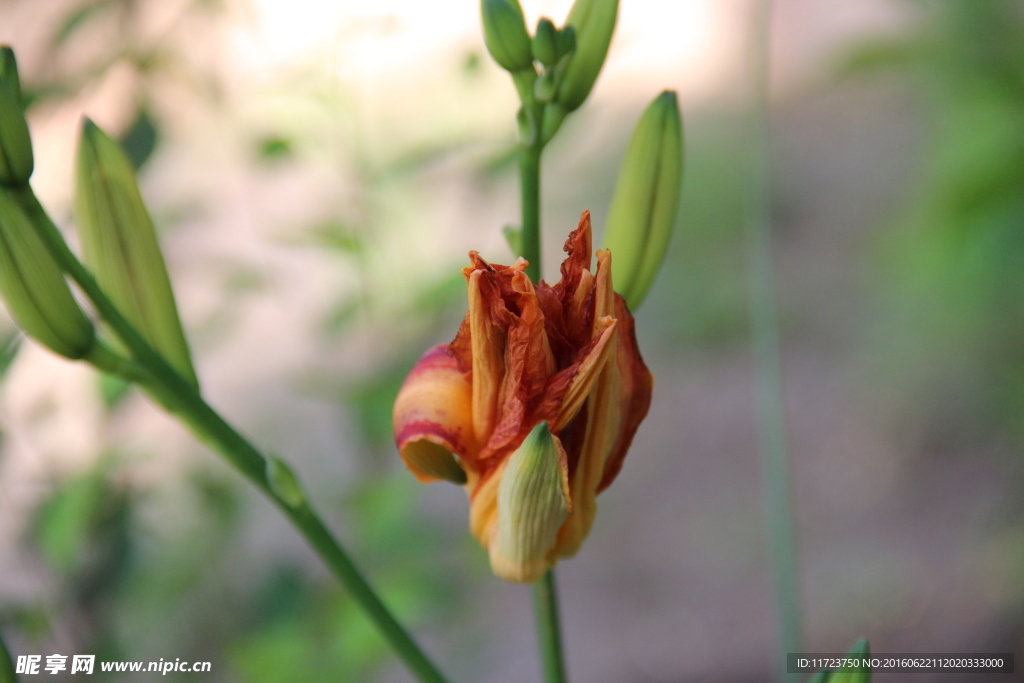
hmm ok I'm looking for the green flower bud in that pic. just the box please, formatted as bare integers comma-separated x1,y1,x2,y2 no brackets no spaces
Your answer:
0,46,22,106
75,118,198,388
481,0,534,73
556,25,576,59
0,187,95,359
602,90,683,309
540,102,568,145
531,17,559,67
556,0,618,112
492,421,571,583
0,73,33,187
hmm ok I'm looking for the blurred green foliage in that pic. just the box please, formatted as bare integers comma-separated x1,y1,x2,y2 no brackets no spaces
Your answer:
842,0,1024,441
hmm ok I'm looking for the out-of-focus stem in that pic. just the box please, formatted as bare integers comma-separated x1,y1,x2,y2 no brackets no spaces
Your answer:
744,0,801,680
533,570,568,683
15,187,452,683
0,628,17,683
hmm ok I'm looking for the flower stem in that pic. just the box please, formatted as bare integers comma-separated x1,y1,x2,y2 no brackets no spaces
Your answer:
518,139,568,682
519,143,542,282
533,570,568,683
14,188,452,683
0,628,17,683
744,0,802,679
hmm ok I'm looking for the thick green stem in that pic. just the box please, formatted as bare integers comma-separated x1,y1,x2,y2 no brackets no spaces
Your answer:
744,1,801,679
16,188,451,683
533,570,567,683
0,628,17,683
519,144,542,282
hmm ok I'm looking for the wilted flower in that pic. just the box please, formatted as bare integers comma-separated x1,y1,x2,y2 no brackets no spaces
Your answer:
393,211,652,583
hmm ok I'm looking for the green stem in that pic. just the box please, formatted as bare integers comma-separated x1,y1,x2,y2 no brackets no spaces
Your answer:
16,188,451,683
519,139,568,682
744,1,801,679
533,570,567,683
518,134,567,683
519,143,542,282
0,628,17,683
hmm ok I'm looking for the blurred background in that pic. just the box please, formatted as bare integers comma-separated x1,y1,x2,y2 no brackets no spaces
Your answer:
0,0,1022,680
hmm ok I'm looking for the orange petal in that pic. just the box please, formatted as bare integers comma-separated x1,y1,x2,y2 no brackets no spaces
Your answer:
469,458,505,549
593,249,615,323
597,293,654,492
556,211,593,292
467,268,507,446
554,250,653,556
549,316,618,432
393,345,476,483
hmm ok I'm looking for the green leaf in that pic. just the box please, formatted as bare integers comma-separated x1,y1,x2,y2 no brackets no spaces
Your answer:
118,107,159,171
33,468,107,572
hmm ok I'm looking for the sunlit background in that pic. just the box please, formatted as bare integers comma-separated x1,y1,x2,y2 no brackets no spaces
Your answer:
1,0,1023,680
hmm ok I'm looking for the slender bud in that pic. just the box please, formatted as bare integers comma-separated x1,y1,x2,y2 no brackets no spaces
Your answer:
0,73,32,186
0,46,22,105
602,90,683,309
556,0,618,112
481,0,534,73
531,17,559,67
539,103,568,145
0,187,94,358
491,421,571,583
556,25,576,60
74,118,198,387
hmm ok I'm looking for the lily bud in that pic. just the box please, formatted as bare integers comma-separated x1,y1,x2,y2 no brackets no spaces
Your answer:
74,118,198,388
556,25,576,60
531,17,559,67
0,46,22,106
492,421,571,583
540,102,567,145
481,0,534,73
556,0,618,112
602,90,683,309
0,187,95,359
0,71,32,187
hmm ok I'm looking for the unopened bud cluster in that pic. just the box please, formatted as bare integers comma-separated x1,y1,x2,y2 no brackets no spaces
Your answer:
481,0,617,147
0,44,196,384
0,45,95,359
